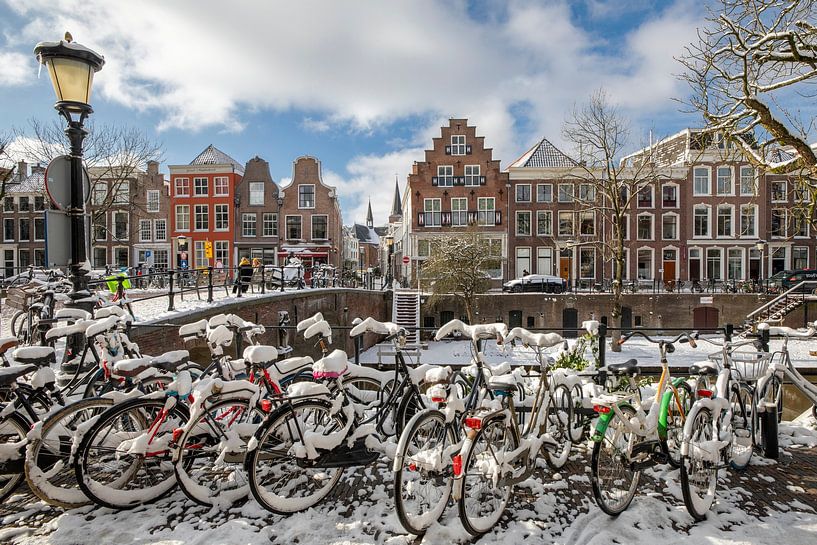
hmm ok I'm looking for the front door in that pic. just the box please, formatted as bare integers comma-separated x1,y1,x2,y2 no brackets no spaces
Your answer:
560,257,571,280
663,261,675,283
689,259,700,281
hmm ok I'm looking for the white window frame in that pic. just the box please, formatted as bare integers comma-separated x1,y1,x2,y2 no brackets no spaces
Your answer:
451,197,467,227
716,165,733,195
716,204,734,238
727,247,744,280
536,183,552,203
113,212,129,241
451,134,466,156
437,165,453,187
579,184,595,203
242,213,257,237
139,219,151,242
636,212,654,241
214,203,229,232
579,247,595,279
285,215,303,239
536,210,552,236
558,211,574,237
194,240,207,268
693,167,710,196
194,204,209,231
193,177,208,197
112,181,129,205
636,185,654,209
214,176,229,197
515,247,531,278
214,241,229,268
771,180,787,203
175,204,190,231
579,211,595,236
146,190,160,212
477,197,494,227
536,247,553,276
706,247,723,280
693,205,710,238
661,212,678,241
249,182,265,205
424,198,442,227
263,213,277,237
311,215,329,240
557,183,574,203
174,177,190,197
92,182,107,206
516,210,531,236
636,247,654,280
298,184,315,209
661,183,679,209
515,183,531,203
739,166,757,196
740,204,757,237
771,208,787,238
154,219,167,241
464,165,480,186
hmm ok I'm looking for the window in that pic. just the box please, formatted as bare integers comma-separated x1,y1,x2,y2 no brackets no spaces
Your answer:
298,185,315,208
740,205,757,237
3,197,13,212
423,199,442,226
558,184,574,202
771,208,787,237
3,219,13,241
93,217,106,241
32,218,43,240
515,247,531,277
146,190,160,212
139,219,151,242
215,241,229,268
249,182,265,205
263,213,277,236
727,249,743,280
771,180,787,202
18,250,29,268
34,196,45,211
637,249,653,279
618,186,629,205
113,212,128,240
34,249,44,266
195,240,207,268
242,213,257,237
451,198,467,226
286,216,302,239
515,184,531,202
579,184,595,202
176,205,190,231
154,219,167,241
580,248,595,279
662,185,677,208
579,212,595,236
19,196,29,212
174,177,190,196
662,214,677,240
740,166,756,196
112,181,129,204
516,211,531,236
214,204,229,231
716,166,732,195
194,204,209,231
536,211,552,236
193,177,208,196
793,247,809,270
91,183,106,205
717,205,732,237
417,239,431,257
214,176,229,197
93,247,107,268
617,215,630,240
693,167,710,195
793,184,809,202
437,166,453,187
637,214,653,240
558,211,574,237
464,165,480,186
477,198,494,226
794,209,809,237
706,248,722,279
694,206,710,237
637,186,653,208
536,184,552,203
312,216,328,239
451,134,466,156
537,247,553,275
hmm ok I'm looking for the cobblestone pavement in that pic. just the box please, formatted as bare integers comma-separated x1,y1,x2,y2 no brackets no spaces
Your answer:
1,443,816,543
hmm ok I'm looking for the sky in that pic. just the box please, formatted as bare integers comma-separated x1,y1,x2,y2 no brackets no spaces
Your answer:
0,0,708,226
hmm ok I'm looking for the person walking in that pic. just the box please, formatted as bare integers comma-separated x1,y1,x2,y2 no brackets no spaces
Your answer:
234,257,253,294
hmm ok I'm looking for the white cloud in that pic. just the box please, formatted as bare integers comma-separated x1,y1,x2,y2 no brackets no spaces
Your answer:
0,50,32,85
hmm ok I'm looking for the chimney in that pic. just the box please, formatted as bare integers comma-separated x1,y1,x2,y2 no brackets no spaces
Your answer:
147,160,159,175
16,161,28,182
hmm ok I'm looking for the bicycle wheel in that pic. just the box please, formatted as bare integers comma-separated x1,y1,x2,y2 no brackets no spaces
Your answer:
664,382,693,468
245,399,346,514
25,396,115,508
75,397,190,509
395,386,427,438
729,384,754,470
394,409,455,535
11,312,30,345
458,415,519,535
757,374,783,424
544,385,572,469
591,405,639,516
174,397,264,507
680,406,718,521
10,311,26,339
0,410,29,503
568,383,586,443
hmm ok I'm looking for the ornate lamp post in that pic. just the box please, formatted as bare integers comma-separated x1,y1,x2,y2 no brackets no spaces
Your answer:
34,33,104,312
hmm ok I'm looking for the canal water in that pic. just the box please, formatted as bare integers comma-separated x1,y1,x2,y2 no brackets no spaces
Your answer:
782,381,816,421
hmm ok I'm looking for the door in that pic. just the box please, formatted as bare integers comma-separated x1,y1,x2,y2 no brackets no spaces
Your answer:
693,307,719,329
560,257,571,280
662,249,676,283
509,310,522,328
689,259,700,281
562,308,578,338
621,306,633,330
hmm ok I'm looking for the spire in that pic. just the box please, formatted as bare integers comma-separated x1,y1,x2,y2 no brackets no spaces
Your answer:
366,198,374,228
390,175,402,220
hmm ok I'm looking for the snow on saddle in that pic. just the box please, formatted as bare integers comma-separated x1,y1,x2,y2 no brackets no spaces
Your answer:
312,349,348,380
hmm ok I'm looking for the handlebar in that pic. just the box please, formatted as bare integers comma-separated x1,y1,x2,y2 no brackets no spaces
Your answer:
618,330,697,349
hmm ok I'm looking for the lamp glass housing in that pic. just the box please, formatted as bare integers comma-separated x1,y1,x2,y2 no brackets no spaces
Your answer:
44,56,96,110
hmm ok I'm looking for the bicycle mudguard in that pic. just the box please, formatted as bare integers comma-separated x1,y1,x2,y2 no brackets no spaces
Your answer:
590,405,620,442
657,377,687,439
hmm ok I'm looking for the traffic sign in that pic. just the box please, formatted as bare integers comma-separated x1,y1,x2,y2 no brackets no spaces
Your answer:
44,155,91,211
402,255,410,265
205,240,213,259
44,210,91,267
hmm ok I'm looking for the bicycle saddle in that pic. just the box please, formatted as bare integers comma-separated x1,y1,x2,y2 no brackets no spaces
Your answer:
243,345,279,366
689,362,718,376
0,337,18,356
150,350,191,372
313,349,347,379
349,317,400,337
12,346,56,367
267,356,313,382
0,364,36,386
112,357,155,378
606,359,640,377
488,372,518,391
45,320,92,341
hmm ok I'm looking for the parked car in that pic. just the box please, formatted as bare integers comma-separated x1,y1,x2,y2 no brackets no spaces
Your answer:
502,274,567,293
781,269,817,292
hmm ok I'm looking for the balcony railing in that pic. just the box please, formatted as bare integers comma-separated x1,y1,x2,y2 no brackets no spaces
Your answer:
417,210,501,227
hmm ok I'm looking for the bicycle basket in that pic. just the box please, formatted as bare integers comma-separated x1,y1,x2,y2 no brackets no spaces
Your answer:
707,350,771,383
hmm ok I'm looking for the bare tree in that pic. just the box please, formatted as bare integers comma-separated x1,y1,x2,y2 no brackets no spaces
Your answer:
0,131,17,200
678,0,817,220
421,230,501,324
562,89,662,350
12,119,163,229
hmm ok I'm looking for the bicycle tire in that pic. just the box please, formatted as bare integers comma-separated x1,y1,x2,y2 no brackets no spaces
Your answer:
680,406,717,521
25,396,115,508
729,383,754,470
0,410,30,503
12,312,30,345
395,385,427,438
245,398,346,514
590,405,639,516
568,383,586,443
75,396,190,510
393,409,455,535
174,396,264,507
458,414,519,535
544,385,572,469
757,375,783,424
663,381,693,468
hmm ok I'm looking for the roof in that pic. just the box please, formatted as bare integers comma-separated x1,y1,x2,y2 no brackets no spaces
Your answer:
390,178,402,217
509,137,577,168
353,223,380,245
190,144,245,175
7,168,45,194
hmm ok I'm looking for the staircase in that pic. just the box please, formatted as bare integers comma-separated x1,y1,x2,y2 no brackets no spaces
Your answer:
746,281,817,326
392,288,420,343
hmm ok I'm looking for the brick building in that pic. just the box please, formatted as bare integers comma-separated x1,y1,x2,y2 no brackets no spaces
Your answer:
278,156,343,269
1,162,47,274
402,119,509,283
169,145,244,269
352,200,382,272
234,156,281,265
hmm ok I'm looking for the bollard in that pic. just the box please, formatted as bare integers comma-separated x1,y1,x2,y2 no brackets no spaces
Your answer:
280,265,285,292
207,266,214,303
168,272,175,312
760,401,779,459
261,266,266,294
725,323,733,342
598,322,607,368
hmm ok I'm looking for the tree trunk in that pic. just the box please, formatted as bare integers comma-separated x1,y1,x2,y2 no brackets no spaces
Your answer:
611,250,624,352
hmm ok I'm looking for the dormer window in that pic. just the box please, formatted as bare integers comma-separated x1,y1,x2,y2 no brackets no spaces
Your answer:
451,135,466,156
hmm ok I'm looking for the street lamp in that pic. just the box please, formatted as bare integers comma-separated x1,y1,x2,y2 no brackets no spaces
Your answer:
34,33,104,313
756,239,767,282
277,194,284,265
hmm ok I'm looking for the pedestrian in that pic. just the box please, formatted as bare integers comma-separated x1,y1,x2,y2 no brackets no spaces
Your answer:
215,259,224,271
523,269,529,277
233,257,253,294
